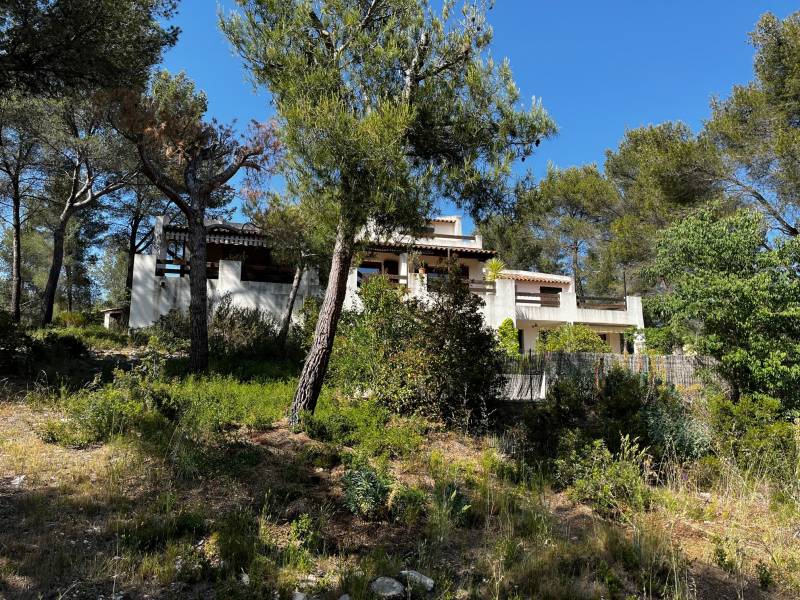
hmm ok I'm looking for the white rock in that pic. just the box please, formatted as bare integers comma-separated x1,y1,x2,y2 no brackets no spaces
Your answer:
400,570,435,592
369,576,405,599
338,595,351,600
291,592,308,600
10,475,25,487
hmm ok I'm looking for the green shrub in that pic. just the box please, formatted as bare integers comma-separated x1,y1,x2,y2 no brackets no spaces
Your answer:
55,311,88,328
332,269,504,428
387,484,427,527
709,392,799,480
212,508,258,573
561,436,653,519
497,317,520,357
342,463,392,519
643,387,711,461
526,367,709,464
539,323,612,353
0,310,36,376
209,294,277,358
139,309,191,353
303,397,424,458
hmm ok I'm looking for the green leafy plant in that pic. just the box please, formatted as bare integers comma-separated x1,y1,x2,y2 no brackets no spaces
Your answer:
484,257,506,282
497,317,520,357
561,436,653,519
539,323,612,353
342,464,392,520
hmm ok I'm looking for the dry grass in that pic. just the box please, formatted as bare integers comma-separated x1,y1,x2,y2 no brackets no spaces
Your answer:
1,396,798,599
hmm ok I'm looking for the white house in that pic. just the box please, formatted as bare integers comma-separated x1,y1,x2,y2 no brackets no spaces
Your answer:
129,215,645,353
345,216,644,353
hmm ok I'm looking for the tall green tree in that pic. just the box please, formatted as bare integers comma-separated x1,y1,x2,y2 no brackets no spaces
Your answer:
38,97,136,325
600,122,727,295
222,0,556,421
0,97,47,321
645,207,800,407
118,71,281,372
0,0,178,97
244,191,330,348
534,164,617,297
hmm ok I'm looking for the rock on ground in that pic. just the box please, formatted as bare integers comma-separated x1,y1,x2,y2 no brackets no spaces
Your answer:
369,576,405,599
400,569,435,592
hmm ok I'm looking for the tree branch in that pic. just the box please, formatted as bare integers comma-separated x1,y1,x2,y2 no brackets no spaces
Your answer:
136,142,190,214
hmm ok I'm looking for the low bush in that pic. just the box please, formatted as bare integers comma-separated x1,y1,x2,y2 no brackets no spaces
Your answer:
525,366,711,465
560,436,654,519
54,311,89,328
208,295,277,358
387,484,427,527
331,269,504,428
538,323,612,353
0,310,36,376
303,397,425,458
709,392,800,481
342,463,392,519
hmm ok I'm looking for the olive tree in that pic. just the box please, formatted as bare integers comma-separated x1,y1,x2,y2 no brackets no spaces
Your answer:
222,0,556,422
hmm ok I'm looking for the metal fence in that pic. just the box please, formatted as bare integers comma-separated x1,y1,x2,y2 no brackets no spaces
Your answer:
502,352,717,401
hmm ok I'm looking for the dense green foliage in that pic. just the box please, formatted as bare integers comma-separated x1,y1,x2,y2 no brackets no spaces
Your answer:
646,207,800,407
539,323,612,353
496,317,520,356
525,366,710,464
331,273,504,427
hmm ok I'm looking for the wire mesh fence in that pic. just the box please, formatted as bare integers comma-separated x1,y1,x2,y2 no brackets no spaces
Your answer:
502,352,717,401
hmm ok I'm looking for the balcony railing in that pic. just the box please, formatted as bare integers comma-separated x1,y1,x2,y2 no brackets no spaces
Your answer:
515,291,561,307
356,272,408,288
426,274,495,294
577,296,627,311
156,258,219,279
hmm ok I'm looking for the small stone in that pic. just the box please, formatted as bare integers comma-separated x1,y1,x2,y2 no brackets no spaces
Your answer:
698,492,712,503
369,577,405,599
338,596,351,600
10,475,25,487
399,570,435,592
292,592,308,600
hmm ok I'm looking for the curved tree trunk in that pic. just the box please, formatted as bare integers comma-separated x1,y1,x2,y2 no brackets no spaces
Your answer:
277,264,303,349
41,220,67,326
187,208,209,373
10,192,21,322
290,224,354,424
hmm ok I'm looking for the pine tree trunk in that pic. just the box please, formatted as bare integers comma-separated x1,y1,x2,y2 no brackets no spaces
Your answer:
41,220,67,326
572,242,584,299
277,264,303,349
290,224,354,424
123,219,140,326
10,191,21,323
65,264,73,312
187,208,209,373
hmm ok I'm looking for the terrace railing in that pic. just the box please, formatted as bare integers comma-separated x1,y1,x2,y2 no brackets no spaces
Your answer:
156,258,219,279
356,272,408,288
515,291,561,307
577,296,627,311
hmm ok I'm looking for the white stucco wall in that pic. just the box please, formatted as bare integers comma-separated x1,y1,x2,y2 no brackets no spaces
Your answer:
128,256,318,329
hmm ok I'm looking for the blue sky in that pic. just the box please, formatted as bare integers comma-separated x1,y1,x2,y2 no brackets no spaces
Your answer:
163,1,798,229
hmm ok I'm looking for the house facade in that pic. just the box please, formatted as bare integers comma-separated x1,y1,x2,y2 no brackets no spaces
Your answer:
129,215,645,353
128,216,319,329
345,216,645,353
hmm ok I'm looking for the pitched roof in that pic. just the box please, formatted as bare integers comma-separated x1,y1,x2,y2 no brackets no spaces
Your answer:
366,240,496,258
499,269,573,285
